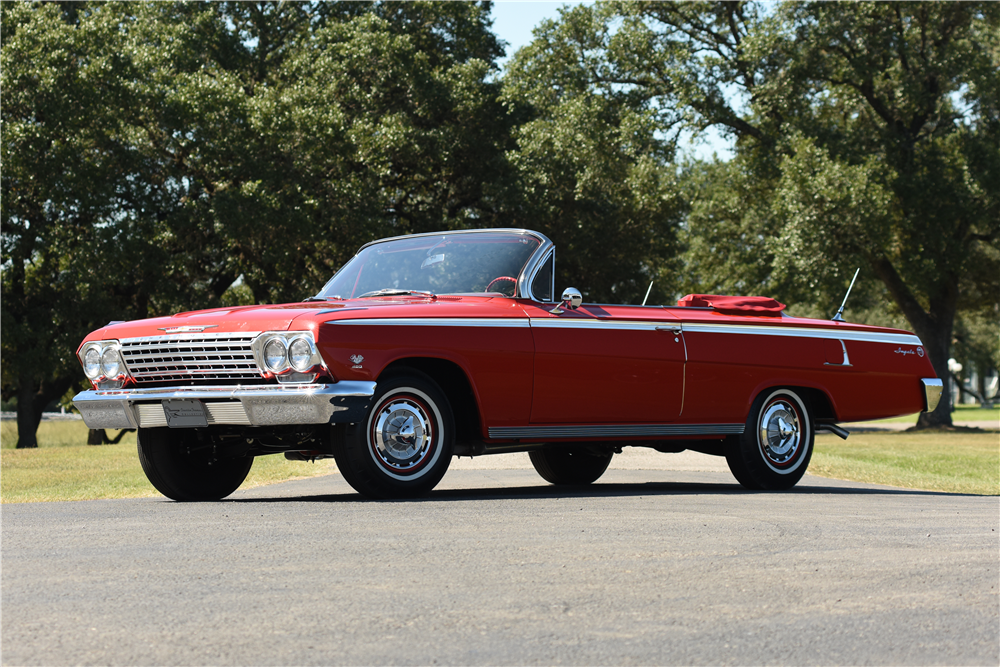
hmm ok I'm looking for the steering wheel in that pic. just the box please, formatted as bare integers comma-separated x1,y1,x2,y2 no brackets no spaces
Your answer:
485,276,517,296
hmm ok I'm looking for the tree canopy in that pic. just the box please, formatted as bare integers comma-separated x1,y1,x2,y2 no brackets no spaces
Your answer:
2,0,997,444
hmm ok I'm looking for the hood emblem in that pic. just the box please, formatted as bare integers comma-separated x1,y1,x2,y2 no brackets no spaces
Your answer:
158,325,219,333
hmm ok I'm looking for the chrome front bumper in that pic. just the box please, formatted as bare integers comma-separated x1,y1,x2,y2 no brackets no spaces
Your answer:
921,378,944,412
73,382,376,430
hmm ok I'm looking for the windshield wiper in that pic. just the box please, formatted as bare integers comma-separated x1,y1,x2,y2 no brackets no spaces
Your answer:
302,295,340,302
358,289,437,299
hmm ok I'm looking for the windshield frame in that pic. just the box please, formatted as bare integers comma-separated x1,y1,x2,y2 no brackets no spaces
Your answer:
316,228,555,302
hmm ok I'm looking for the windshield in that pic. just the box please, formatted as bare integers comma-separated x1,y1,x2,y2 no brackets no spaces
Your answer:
317,231,542,299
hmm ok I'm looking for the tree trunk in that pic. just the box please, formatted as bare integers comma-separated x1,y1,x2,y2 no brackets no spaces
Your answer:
14,373,79,448
15,375,43,449
914,321,954,428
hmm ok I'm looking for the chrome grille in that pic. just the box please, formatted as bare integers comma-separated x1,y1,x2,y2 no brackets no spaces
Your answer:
120,333,262,385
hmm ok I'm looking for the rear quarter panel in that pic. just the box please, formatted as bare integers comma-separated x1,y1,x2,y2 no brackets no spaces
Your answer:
677,311,934,423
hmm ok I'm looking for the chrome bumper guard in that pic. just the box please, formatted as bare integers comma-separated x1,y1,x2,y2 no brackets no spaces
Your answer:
921,378,944,413
72,382,377,430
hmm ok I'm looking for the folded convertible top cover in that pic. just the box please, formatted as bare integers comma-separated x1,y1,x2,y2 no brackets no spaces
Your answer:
677,294,786,314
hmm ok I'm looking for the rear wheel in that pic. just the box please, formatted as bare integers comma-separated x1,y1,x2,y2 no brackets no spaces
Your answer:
333,373,454,499
137,427,253,501
529,447,613,485
725,388,813,490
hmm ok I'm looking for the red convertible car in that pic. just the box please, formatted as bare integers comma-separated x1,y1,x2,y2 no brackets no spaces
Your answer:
73,229,942,500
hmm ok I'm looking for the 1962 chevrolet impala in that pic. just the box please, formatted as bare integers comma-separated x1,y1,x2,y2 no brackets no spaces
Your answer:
73,229,942,500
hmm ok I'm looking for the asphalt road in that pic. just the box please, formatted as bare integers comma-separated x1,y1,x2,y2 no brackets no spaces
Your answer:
2,451,998,666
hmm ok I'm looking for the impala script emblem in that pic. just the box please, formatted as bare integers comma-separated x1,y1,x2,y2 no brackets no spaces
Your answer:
157,325,219,333
894,347,915,356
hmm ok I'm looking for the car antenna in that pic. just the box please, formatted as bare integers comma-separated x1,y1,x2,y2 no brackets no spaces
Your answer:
642,281,654,306
831,268,860,322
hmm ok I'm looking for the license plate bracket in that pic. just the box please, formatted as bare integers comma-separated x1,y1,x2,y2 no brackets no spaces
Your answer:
162,399,208,428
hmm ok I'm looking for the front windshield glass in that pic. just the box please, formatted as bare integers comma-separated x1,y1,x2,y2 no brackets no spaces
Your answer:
317,231,541,299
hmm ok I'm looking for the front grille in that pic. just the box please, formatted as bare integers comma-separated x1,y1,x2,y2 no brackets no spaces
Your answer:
120,333,263,385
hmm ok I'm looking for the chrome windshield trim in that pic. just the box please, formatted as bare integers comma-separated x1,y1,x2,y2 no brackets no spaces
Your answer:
318,229,554,301
72,382,377,430
488,423,744,440
326,318,530,327
519,242,555,302
355,228,552,253
680,323,922,346
921,378,944,412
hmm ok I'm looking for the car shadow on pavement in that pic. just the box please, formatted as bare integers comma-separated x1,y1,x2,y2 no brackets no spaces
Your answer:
227,479,987,504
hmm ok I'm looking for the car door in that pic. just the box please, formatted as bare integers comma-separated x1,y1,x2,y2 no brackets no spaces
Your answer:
520,301,686,424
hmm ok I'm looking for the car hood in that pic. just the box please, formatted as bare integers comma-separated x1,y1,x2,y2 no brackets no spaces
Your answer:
80,296,522,345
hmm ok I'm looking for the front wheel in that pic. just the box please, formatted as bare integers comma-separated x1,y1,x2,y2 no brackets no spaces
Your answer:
333,373,454,499
529,447,613,485
137,428,253,501
725,388,813,490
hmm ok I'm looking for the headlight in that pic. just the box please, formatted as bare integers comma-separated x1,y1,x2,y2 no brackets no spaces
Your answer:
101,347,121,378
264,338,288,372
288,337,313,372
84,346,102,379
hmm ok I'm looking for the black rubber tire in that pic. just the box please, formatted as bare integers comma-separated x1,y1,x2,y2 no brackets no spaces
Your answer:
725,388,814,491
333,372,454,499
529,448,613,485
137,427,253,501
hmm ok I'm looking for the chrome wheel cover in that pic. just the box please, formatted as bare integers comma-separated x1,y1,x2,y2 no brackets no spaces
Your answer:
758,399,802,468
368,391,439,479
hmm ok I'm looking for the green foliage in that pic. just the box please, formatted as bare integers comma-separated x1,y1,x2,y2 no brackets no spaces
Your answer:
561,1,1000,425
502,4,685,305
2,1,515,445
3,0,996,447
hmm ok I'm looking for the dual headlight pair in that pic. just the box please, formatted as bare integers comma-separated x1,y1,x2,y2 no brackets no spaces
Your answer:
80,342,127,384
251,332,324,377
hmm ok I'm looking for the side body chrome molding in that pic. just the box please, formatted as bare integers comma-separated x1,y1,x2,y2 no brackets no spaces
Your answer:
488,423,745,441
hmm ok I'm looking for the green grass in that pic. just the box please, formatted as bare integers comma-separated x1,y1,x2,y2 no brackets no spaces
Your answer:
1,418,125,449
1,420,335,503
861,403,999,425
811,430,999,495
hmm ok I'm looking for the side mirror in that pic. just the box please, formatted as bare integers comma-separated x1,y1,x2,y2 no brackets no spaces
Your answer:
549,287,582,314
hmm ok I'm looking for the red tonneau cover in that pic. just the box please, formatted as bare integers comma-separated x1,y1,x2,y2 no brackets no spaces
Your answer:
677,294,786,315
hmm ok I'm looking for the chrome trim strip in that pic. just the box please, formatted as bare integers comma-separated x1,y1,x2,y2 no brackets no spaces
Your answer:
326,318,531,328
921,378,944,412
529,319,669,331
678,323,922,346
488,423,744,440
119,332,262,344
823,339,853,367
72,382,377,430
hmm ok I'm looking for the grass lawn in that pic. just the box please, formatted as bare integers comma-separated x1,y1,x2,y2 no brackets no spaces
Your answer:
811,430,999,496
1,420,335,503
860,403,999,425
